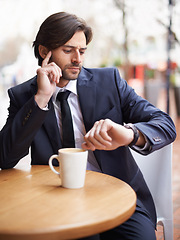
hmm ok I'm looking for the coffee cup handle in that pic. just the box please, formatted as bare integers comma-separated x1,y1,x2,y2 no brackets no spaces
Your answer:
49,155,60,175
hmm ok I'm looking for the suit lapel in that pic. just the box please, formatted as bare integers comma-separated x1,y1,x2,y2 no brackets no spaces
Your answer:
43,100,62,152
77,68,96,132
30,79,62,152
77,68,103,169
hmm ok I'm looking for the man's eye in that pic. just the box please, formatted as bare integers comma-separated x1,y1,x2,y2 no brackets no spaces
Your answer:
80,51,85,55
64,50,71,53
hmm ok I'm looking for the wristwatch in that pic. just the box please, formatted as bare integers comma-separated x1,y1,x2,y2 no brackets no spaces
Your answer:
124,123,139,147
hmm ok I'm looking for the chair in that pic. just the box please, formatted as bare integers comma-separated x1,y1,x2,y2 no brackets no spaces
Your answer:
130,144,173,240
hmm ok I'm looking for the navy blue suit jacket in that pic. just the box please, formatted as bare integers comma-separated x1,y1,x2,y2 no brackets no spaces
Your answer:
0,67,176,228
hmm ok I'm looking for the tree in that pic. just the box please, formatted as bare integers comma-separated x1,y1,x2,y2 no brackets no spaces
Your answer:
113,0,130,80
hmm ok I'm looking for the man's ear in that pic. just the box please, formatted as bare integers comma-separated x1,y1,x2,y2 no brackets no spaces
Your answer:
38,45,49,59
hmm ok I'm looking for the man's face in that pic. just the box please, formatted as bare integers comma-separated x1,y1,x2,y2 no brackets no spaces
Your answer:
51,31,87,83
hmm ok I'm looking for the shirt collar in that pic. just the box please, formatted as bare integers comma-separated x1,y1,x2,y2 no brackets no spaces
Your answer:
53,79,77,102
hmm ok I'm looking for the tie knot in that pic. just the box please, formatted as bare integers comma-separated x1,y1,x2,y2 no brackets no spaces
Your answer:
57,90,71,102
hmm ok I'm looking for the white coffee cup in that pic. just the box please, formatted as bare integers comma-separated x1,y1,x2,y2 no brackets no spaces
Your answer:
49,148,88,189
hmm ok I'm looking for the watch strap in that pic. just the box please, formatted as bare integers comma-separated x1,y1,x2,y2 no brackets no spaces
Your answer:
124,123,139,147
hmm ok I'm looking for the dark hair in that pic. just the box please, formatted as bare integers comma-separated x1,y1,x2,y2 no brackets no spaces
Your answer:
32,12,93,66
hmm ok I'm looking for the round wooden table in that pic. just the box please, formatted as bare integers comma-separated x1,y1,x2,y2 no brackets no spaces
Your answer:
0,164,136,240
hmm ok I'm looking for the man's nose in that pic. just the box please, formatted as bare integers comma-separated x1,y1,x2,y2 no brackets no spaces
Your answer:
72,51,81,64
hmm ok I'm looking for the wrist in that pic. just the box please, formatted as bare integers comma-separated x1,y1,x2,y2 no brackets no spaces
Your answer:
124,123,139,147
34,93,50,109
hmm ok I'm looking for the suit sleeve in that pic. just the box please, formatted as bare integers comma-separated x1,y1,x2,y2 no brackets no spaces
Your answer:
114,68,176,154
0,88,48,169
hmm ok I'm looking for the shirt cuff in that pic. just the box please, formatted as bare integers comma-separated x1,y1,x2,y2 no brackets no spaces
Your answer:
132,134,151,152
34,96,49,111
42,104,49,111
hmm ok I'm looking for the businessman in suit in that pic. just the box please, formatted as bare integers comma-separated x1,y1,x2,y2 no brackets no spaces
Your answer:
0,12,176,240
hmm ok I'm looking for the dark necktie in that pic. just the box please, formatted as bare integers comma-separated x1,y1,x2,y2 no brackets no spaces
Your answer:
57,91,75,148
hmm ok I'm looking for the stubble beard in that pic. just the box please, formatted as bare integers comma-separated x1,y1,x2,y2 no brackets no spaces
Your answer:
62,64,82,81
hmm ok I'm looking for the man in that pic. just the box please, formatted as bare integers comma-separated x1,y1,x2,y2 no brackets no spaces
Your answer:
0,12,176,240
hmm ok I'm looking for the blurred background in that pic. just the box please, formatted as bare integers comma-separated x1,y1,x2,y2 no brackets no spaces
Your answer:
0,0,180,124
0,1,180,238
